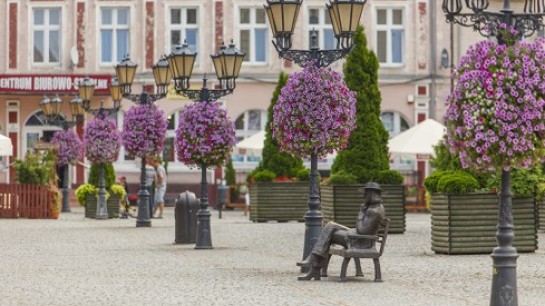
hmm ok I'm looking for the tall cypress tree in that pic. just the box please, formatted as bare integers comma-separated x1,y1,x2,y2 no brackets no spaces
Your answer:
331,26,390,183
255,72,303,178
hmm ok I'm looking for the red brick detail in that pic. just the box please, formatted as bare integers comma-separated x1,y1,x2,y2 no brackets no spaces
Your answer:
417,113,426,123
144,84,154,93
283,59,292,68
215,2,224,51
76,2,86,68
8,112,17,124
76,121,84,184
145,2,155,69
9,3,18,69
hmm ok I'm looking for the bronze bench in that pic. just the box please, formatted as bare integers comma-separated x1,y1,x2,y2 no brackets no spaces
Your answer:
321,218,390,282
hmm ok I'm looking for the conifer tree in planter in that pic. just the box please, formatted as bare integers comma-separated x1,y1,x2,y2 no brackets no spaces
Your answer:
323,26,405,233
248,72,307,222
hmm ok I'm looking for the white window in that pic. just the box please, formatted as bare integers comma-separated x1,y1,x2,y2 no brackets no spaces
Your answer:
169,7,199,57
239,8,268,64
376,8,404,65
100,8,130,64
32,8,61,65
308,8,335,50
381,111,409,138
235,109,267,141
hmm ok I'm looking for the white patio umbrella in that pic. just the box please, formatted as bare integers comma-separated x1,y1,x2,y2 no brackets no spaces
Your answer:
0,134,13,156
388,119,446,159
235,130,266,155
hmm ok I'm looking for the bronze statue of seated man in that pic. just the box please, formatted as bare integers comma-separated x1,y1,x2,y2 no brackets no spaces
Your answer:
297,182,386,280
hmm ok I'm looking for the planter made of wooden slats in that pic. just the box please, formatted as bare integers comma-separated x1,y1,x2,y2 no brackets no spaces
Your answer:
538,199,545,231
321,184,405,234
85,195,120,218
249,182,309,222
430,193,538,254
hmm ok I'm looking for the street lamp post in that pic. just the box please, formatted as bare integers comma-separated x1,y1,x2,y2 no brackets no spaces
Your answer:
169,40,245,249
78,76,123,220
442,1,545,305
114,55,171,227
39,94,85,213
264,0,366,261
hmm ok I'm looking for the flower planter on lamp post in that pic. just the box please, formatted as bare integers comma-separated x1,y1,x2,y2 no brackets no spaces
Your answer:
169,40,245,249
39,94,85,213
116,55,170,228
265,0,365,262
443,2,545,303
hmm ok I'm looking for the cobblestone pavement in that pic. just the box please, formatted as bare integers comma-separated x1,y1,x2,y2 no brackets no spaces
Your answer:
0,207,544,306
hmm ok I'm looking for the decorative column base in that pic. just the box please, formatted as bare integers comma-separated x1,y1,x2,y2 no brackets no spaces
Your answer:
195,210,213,249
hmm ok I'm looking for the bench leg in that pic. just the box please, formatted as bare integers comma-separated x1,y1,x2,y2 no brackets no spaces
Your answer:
340,257,350,282
373,258,382,282
354,258,363,277
321,254,332,277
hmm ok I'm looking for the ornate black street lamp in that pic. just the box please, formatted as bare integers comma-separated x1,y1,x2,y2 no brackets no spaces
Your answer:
78,76,122,220
442,1,545,305
114,55,170,227
39,94,85,213
169,40,245,249
265,0,366,262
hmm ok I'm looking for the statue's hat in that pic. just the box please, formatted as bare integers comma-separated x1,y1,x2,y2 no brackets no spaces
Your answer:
359,182,383,193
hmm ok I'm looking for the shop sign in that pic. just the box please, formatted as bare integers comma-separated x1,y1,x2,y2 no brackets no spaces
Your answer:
0,74,112,93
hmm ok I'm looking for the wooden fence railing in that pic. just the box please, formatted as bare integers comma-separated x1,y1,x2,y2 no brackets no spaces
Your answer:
0,184,53,219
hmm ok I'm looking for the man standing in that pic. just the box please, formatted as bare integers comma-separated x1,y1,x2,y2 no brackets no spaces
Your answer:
152,158,167,219
145,158,155,218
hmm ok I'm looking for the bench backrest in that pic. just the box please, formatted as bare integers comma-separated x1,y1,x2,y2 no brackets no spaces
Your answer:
377,218,390,256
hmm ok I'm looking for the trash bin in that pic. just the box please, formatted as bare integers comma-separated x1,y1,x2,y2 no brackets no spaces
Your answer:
175,191,198,244
217,183,229,219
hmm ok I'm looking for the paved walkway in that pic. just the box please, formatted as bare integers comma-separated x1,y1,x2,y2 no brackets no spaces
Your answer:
0,207,544,306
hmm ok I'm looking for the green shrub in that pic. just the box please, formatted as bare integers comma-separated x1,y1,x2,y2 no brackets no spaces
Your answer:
253,170,276,182
295,168,310,181
255,72,304,179
326,170,357,185
110,184,127,200
88,163,116,189
376,169,404,185
331,25,390,183
436,172,479,194
225,158,236,186
14,151,56,186
486,168,543,198
424,171,446,194
75,184,97,207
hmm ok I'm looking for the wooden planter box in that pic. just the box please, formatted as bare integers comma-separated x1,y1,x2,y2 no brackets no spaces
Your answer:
85,195,120,218
321,184,406,234
431,193,538,254
538,199,545,231
249,182,309,222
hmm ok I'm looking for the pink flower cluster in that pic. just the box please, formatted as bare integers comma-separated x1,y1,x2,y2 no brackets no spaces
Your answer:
175,101,236,168
445,36,545,172
272,65,356,159
84,115,121,164
122,103,168,159
51,129,83,166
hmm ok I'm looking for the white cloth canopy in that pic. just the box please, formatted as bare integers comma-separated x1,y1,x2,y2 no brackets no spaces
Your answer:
0,134,13,156
235,130,266,154
388,119,446,159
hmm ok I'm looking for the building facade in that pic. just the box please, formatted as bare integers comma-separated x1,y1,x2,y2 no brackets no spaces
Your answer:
1,0,508,186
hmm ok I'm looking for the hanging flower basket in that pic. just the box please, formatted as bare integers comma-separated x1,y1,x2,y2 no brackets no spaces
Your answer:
50,130,83,166
175,101,236,168
84,114,121,164
122,102,168,159
272,65,356,159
